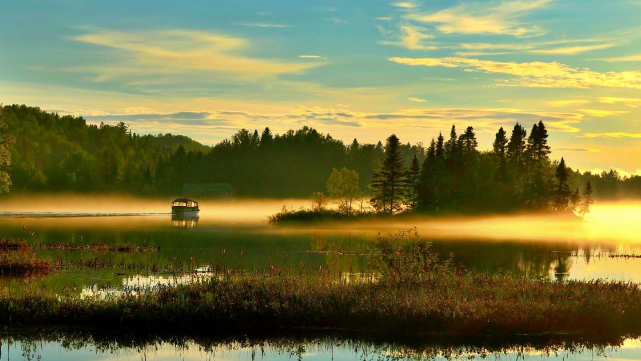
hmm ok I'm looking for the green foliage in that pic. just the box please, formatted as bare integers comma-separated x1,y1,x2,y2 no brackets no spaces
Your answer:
3,105,427,197
0,107,14,193
404,155,420,210
4,233,641,339
310,191,328,212
326,167,361,215
375,228,452,285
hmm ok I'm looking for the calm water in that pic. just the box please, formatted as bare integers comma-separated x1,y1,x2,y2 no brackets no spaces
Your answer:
2,198,641,360
1,202,641,294
1,332,641,361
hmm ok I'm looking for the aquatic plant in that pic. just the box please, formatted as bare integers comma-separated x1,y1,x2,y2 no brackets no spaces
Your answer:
0,250,52,277
1,230,641,340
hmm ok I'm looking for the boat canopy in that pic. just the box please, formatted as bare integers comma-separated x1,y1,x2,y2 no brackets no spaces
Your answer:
172,198,198,207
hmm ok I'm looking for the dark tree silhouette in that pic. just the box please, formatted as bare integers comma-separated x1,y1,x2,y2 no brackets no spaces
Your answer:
371,134,406,214
405,154,421,210
580,180,594,216
554,158,571,211
493,127,508,182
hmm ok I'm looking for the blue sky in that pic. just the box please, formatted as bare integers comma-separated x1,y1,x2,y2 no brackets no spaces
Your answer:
1,0,641,174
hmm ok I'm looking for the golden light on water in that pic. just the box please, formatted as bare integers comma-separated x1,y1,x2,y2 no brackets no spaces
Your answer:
0,195,639,245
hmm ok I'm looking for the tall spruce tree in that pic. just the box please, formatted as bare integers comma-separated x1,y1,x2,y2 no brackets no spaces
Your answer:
493,127,508,182
405,154,420,210
371,134,406,214
554,158,571,211
0,107,13,193
507,123,527,168
580,180,594,216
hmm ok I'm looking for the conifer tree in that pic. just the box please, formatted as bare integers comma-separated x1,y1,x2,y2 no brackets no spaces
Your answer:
0,107,13,193
260,127,273,149
458,126,478,156
445,125,459,160
405,154,421,210
371,134,406,214
580,180,594,216
493,127,508,182
553,158,571,211
507,123,527,168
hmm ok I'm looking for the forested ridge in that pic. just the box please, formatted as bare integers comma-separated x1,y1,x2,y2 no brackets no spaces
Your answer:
1,104,640,207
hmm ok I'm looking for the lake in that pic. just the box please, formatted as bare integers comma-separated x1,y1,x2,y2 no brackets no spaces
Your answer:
2,330,641,361
2,196,641,360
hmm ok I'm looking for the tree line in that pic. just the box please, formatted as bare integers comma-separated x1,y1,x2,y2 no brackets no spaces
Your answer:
364,123,594,215
0,104,632,210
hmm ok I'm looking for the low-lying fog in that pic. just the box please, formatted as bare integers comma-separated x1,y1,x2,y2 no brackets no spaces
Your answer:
0,194,639,243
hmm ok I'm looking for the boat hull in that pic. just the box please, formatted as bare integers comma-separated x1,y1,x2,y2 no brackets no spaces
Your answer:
171,206,200,216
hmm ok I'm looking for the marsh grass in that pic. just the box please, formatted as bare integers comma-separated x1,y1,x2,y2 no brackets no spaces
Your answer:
0,238,159,252
0,250,52,277
1,230,641,339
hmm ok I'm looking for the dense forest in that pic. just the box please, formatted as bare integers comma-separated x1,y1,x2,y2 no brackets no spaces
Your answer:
0,104,639,208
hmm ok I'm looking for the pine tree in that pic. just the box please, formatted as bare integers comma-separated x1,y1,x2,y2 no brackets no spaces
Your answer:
554,158,571,211
405,155,420,210
418,139,436,210
531,121,551,162
445,125,458,160
493,127,508,182
458,126,478,156
0,107,14,193
580,180,594,216
507,123,527,168
371,134,406,214
260,127,274,149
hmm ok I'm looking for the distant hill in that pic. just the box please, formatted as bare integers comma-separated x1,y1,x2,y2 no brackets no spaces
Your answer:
144,133,210,153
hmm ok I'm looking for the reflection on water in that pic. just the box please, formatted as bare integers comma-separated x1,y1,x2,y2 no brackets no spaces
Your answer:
1,330,641,361
1,199,641,294
171,214,199,228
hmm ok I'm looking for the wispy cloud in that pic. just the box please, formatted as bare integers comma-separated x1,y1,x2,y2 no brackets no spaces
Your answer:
529,43,614,55
389,57,641,89
393,2,417,9
583,132,641,139
326,18,347,24
556,147,601,153
599,97,641,107
578,109,629,117
598,53,641,62
72,29,323,80
298,55,325,59
408,97,427,102
234,22,292,28
406,0,553,37
547,99,591,107
379,24,437,50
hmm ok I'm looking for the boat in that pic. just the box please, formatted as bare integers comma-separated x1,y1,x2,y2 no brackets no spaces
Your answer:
171,198,200,216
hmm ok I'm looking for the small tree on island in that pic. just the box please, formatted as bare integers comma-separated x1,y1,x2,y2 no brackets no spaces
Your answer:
371,134,406,214
580,181,594,217
326,167,361,215
311,191,328,212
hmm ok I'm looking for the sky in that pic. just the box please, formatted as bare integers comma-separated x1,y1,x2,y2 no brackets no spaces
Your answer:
1,0,641,175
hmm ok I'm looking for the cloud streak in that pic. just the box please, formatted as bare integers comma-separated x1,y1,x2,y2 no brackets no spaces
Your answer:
389,57,641,89
406,0,553,37
72,29,323,80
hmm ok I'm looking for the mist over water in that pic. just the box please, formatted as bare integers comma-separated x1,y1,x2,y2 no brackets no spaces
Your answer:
0,195,638,244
